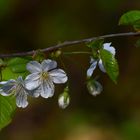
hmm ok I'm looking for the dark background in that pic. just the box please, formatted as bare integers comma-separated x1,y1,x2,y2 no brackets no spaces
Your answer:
0,0,140,140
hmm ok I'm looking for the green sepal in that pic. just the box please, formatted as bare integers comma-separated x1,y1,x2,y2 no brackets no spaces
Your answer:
87,39,104,59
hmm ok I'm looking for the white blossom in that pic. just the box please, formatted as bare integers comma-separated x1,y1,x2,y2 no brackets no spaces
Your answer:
25,59,68,98
87,43,115,77
0,76,30,108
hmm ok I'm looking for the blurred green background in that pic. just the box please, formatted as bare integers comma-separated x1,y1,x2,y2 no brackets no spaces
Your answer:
0,0,140,140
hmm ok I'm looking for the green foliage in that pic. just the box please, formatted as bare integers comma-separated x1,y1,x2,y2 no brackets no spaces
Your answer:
1,67,26,80
0,59,5,67
1,57,31,80
0,95,16,130
119,10,140,30
87,39,104,49
87,39,104,59
133,20,140,30
0,57,31,130
100,49,119,84
119,10,140,25
7,57,31,73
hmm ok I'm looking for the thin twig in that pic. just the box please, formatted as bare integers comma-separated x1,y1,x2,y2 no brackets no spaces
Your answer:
0,32,140,58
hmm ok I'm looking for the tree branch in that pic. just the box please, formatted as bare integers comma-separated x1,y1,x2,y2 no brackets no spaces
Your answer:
0,32,140,58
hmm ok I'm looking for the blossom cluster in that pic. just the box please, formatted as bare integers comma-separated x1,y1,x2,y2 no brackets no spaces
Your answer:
0,42,116,108
86,43,116,96
0,59,68,108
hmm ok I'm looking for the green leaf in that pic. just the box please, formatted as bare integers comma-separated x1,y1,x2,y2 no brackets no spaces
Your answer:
7,57,31,73
0,95,16,130
1,67,26,80
100,49,119,84
87,39,104,59
133,20,140,30
119,10,140,25
0,59,5,67
87,39,104,49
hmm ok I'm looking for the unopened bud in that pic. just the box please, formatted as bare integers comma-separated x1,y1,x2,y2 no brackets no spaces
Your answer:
58,86,70,109
55,50,62,57
87,80,103,96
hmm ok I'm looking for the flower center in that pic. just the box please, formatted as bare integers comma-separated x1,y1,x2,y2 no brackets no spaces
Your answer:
41,72,49,80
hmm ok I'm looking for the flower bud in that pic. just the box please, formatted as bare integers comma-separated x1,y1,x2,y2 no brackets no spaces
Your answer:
87,80,103,96
55,50,62,57
58,86,70,109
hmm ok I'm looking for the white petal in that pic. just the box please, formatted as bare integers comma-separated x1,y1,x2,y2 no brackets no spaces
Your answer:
25,73,40,90
0,80,16,96
0,81,9,85
49,69,68,84
0,90,11,96
98,59,106,73
40,80,54,98
41,59,57,71
87,60,97,77
103,43,115,55
16,90,28,108
26,61,42,73
28,88,40,98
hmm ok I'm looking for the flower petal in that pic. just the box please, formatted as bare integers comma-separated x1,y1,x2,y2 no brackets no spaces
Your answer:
16,90,28,108
49,69,68,84
103,43,115,55
26,61,42,73
98,59,106,73
41,59,57,71
40,80,54,98
27,87,40,98
87,59,97,77
0,81,9,85
0,80,16,96
25,73,40,90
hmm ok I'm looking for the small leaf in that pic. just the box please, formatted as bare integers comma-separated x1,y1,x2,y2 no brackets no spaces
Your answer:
87,39,104,49
119,10,140,25
87,39,104,59
100,49,119,83
0,95,16,130
7,57,31,73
